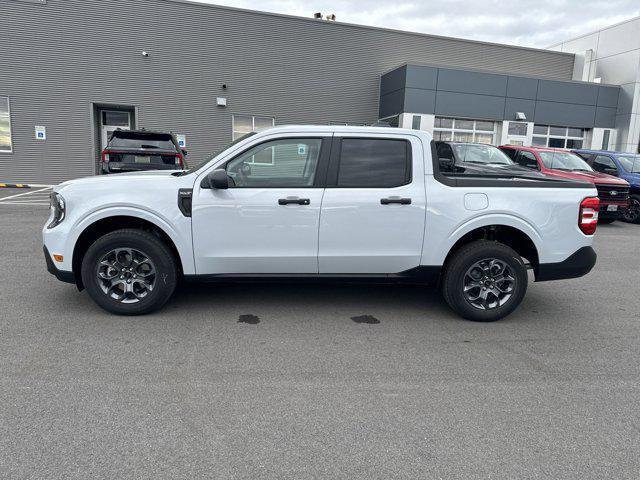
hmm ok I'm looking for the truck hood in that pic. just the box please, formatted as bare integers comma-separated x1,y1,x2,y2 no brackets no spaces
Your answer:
55,170,187,194
543,169,629,186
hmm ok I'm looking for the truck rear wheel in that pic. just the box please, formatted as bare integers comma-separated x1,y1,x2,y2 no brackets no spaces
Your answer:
80,229,177,315
442,240,528,322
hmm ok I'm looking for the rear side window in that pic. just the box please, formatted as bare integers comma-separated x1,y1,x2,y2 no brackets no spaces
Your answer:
337,138,410,187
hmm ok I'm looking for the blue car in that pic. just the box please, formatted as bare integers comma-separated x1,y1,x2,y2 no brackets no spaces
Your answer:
573,149,640,224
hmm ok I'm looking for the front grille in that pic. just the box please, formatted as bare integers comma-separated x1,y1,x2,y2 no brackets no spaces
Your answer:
596,185,630,201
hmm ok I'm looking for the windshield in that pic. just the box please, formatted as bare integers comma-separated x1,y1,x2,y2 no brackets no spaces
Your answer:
617,154,640,173
452,144,514,165
538,151,593,171
176,132,257,175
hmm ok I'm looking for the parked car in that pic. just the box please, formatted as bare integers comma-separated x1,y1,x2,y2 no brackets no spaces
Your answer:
572,149,640,224
101,129,186,174
45,126,598,322
500,145,630,223
435,141,545,177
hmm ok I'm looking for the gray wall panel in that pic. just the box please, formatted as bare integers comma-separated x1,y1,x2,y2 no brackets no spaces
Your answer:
597,86,621,108
537,80,599,105
380,66,407,95
594,106,617,128
404,89,436,115
506,76,539,99
379,90,405,118
435,92,506,120
436,69,508,96
534,101,596,127
405,65,438,90
504,98,536,122
0,0,577,182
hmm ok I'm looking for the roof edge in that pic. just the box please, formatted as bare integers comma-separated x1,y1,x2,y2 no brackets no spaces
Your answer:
153,0,575,57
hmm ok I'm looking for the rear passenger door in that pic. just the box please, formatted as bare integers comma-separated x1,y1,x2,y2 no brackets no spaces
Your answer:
318,134,426,274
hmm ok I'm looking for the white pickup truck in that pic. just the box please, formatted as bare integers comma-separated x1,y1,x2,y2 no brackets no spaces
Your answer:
43,126,599,321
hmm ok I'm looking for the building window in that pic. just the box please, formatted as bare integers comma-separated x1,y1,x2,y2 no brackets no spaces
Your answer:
433,117,496,144
508,122,528,136
602,130,611,150
411,115,421,130
0,97,12,153
232,115,274,141
532,125,584,149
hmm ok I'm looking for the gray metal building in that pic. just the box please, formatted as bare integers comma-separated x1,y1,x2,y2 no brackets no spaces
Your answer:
0,0,632,184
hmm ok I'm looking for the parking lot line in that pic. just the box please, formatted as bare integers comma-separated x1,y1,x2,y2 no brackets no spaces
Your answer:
0,187,52,205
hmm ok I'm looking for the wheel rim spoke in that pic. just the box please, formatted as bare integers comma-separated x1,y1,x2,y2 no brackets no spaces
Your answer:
96,247,156,304
463,257,517,310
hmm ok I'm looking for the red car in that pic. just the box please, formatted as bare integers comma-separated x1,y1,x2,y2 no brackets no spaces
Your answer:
500,146,630,223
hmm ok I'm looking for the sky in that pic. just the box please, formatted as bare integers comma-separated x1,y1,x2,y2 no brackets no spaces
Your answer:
193,0,640,48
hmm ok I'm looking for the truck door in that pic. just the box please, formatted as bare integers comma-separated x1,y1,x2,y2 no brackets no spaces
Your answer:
318,134,426,274
192,135,331,274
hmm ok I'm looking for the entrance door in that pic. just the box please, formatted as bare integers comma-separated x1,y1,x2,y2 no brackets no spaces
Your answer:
100,110,132,150
192,135,330,274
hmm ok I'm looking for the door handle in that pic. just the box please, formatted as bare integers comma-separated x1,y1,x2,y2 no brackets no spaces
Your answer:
278,197,310,205
380,197,411,205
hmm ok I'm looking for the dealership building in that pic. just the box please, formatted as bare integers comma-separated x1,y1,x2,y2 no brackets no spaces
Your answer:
1,0,639,183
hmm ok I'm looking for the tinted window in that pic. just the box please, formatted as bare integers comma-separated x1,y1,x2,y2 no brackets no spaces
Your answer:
337,139,410,187
226,138,322,187
517,151,539,169
592,155,617,174
538,151,593,171
502,148,518,160
617,155,640,173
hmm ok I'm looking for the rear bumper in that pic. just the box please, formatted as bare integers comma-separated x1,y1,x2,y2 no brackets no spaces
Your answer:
44,245,75,284
535,246,596,282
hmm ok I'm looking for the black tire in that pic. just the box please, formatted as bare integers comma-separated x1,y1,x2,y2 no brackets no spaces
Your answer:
598,218,616,224
80,229,177,315
622,195,640,224
442,240,528,322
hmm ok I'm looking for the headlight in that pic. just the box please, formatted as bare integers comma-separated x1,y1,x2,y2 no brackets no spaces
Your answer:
47,192,66,229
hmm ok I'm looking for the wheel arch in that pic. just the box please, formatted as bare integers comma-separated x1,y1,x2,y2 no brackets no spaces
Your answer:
71,215,186,290
441,223,541,278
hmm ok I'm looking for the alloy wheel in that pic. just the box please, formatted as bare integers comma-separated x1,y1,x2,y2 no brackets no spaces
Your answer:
623,197,640,222
462,258,516,310
96,248,156,303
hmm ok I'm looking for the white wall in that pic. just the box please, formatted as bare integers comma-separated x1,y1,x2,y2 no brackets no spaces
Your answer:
549,17,640,153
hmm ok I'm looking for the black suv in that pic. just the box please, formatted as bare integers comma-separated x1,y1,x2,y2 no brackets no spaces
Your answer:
101,130,187,174
435,141,540,176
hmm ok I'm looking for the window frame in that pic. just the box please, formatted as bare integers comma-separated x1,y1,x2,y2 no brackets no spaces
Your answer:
219,136,332,189
433,117,497,144
232,115,276,165
0,96,13,154
531,125,585,149
325,136,413,188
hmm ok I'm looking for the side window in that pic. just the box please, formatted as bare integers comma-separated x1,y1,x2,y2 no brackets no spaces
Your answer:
226,138,322,187
516,151,539,170
336,138,410,187
502,148,518,160
592,155,618,174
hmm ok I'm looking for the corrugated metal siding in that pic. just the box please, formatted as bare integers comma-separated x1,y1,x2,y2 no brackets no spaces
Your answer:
0,0,576,183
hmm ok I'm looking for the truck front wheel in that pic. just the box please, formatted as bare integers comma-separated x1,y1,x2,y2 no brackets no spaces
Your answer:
80,229,177,315
442,240,528,322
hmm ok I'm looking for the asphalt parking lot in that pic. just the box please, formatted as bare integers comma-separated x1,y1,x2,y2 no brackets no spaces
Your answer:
1,197,639,479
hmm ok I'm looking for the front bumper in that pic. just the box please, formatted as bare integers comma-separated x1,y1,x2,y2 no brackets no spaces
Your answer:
43,245,75,284
535,246,597,282
599,201,629,219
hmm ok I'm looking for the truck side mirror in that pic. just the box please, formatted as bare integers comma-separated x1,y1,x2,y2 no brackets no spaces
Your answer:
206,169,230,189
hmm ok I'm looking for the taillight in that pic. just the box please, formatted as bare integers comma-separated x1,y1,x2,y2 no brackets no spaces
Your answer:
176,153,184,168
579,197,600,235
101,150,109,162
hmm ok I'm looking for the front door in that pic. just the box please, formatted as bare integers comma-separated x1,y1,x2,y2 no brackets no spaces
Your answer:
100,110,132,150
192,135,330,274
318,134,426,273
